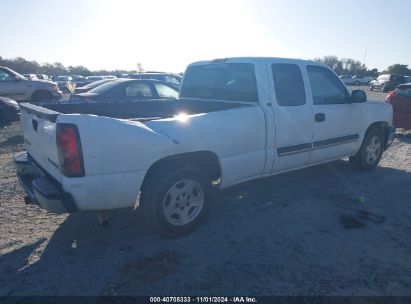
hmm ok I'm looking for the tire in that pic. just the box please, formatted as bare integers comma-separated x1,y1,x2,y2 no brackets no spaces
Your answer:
31,90,53,102
140,165,212,237
349,128,384,171
382,86,388,93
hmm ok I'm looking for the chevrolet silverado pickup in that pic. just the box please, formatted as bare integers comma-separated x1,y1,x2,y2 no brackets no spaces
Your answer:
14,57,395,237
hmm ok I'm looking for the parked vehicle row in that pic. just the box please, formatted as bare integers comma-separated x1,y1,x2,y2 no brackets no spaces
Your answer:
14,57,395,237
370,74,407,92
339,75,374,85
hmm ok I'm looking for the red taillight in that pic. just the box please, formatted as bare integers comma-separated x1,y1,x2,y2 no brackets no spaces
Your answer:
385,90,396,103
56,124,84,177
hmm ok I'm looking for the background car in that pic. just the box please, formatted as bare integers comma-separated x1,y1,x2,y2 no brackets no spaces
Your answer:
0,67,62,102
74,78,116,94
339,75,353,84
350,75,373,85
70,75,88,88
54,76,73,93
36,74,50,80
385,83,411,129
129,72,181,90
0,96,19,124
369,74,406,92
69,79,179,102
23,74,38,80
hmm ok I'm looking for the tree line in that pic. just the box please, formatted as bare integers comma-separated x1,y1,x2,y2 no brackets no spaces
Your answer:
0,56,138,77
314,55,411,76
1,55,410,77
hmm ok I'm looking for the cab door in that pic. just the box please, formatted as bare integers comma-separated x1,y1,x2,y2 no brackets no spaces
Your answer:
268,62,314,173
305,65,363,163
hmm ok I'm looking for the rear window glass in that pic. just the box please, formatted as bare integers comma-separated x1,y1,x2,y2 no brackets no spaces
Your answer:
89,81,119,94
272,63,306,106
180,63,258,103
396,87,411,97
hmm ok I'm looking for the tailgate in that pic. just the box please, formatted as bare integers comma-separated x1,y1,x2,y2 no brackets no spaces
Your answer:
19,103,62,182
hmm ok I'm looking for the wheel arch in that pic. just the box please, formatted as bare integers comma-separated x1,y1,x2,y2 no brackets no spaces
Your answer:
141,151,222,192
31,89,53,101
364,121,390,148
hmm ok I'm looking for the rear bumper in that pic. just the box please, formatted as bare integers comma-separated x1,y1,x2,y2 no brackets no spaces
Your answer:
14,151,77,213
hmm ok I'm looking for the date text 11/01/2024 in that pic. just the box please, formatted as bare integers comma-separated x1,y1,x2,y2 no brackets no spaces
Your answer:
149,297,258,303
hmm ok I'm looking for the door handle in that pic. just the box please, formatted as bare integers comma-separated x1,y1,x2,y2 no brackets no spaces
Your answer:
315,113,326,122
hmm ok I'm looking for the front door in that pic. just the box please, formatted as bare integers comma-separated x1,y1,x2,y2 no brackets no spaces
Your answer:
305,65,363,163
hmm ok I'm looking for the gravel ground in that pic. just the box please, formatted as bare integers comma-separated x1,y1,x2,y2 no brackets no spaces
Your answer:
1,93,411,296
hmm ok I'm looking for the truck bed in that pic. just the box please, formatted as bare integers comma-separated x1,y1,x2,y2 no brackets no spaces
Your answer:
22,98,250,122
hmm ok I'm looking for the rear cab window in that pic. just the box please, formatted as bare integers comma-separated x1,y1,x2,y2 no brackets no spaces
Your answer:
271,63,306,106
180,63,259,103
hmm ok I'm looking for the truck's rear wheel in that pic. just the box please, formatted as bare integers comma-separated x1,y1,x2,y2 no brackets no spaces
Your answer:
140,165,211,237
349,128,384,171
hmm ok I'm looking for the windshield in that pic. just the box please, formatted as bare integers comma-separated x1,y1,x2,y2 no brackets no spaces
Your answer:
180,63,258,102
5,68,27,80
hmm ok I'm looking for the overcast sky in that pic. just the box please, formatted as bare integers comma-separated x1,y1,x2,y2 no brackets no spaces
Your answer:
1,0,410,73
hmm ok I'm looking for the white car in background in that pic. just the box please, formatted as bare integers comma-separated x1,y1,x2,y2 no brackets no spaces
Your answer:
340,75,373,85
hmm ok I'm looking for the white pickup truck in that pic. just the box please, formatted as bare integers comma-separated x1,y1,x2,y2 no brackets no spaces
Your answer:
14,57,395,237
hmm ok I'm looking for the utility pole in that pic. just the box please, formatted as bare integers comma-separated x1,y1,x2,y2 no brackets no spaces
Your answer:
137,63,142,73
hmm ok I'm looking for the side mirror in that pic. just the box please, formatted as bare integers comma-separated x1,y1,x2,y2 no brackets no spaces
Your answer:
13,76,21,82
350,90,367,103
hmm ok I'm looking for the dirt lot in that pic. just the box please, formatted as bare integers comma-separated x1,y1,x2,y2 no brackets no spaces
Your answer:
1,92,411,296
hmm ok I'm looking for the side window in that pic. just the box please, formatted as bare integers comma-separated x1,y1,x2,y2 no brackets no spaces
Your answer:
165,75,180,85
0,70,14,81
271,63,306,106
306,65,348,105
397,87,411,97
154,83,178,98
125,83,153,98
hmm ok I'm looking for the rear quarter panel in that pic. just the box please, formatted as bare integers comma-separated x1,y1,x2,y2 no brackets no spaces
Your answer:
57,105,267,209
